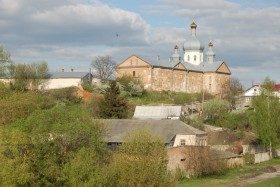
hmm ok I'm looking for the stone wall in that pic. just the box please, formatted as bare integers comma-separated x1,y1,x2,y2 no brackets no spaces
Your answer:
116,55,231,95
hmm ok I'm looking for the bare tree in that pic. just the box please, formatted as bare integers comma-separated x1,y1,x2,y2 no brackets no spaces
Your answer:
91,56,116,81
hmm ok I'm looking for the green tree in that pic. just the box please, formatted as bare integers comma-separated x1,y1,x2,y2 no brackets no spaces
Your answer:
8,62,49,91
0,106,108,186
99,81,128,118
250,78,280,157
0,92,55,125
106,129,173,187
204,99,230,123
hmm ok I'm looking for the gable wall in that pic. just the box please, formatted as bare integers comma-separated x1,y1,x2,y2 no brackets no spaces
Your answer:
116,56,152,88
217,63,231,74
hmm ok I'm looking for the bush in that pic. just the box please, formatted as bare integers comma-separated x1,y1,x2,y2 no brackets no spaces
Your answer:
81,82,94,92
105,129,174,186
1,106,108,186
0,91,55,125
116,74,144,97
50,87,81,105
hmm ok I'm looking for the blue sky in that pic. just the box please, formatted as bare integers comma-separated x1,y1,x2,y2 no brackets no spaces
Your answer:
0,0,279,88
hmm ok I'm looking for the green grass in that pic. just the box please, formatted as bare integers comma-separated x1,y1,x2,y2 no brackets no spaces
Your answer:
177,157,280,187
245,176,280,187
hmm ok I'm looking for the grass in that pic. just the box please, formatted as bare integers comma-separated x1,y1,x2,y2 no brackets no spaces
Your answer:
177,157,280,187
245,176,280,187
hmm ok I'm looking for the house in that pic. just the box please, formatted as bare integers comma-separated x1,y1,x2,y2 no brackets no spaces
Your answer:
240,84,280,108
101,119,207,148
133,105,183,120
0,69,94,90
116,22,231,97
41,69,93,89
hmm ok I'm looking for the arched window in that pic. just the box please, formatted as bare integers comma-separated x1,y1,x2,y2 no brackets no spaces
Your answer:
133,71,136,77
187,55,190,61
194,55,196,61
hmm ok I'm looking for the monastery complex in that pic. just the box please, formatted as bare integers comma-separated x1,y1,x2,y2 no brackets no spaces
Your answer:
116,22,231,96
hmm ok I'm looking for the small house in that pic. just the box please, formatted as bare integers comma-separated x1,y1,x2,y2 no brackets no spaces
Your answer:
101,119,207,148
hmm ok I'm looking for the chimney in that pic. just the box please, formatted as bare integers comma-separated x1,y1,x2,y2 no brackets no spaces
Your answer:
62,69,64,72
71,68,74,72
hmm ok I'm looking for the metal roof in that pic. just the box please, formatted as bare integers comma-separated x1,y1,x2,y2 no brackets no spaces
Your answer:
100,119,207,144
134,55,224,72
47,72,90,79
133,106,183,119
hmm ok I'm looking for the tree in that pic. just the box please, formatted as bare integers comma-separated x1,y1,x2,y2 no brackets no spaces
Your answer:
8,62,49,90
228,77,243,109
0,106,108,186
116,74,144,97
105,129,173,187
204,99,230,123
99,81,128,118
250,77,280,157
91,55,116,81
0,47,13,76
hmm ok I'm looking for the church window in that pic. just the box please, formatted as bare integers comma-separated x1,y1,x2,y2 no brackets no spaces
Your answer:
188,55,190,61
194,55,196,61
200,55,202,62
133,71,136,77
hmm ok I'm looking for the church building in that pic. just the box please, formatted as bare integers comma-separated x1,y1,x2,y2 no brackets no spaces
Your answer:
116,22,231,96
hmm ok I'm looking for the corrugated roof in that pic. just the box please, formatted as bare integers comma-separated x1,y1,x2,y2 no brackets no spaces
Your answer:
48,72,89,79
100,119,207,144
133,106,183,119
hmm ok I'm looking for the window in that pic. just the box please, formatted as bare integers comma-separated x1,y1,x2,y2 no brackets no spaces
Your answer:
194,55,196,61
133,71,136,77
200,55,202,62
187,55,190,61
180,139,186,146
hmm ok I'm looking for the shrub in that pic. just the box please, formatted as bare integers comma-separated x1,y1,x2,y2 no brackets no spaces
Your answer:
81,82,94,92
50,87,81,104
105,129,174,186
116,74,144,97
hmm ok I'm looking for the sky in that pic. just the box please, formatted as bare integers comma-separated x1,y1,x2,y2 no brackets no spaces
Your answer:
0,0,279,88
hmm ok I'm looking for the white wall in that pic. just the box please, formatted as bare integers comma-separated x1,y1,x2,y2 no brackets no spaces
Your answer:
184,51,203,66
43,78,82,89
173,134,207,147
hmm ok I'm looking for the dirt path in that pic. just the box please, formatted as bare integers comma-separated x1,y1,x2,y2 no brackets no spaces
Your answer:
217,165,280,187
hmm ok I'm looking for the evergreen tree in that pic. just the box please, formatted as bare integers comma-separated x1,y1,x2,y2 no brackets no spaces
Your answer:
99,81,128,118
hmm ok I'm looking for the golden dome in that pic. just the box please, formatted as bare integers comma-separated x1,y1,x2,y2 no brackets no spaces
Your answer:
190,21,197,29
